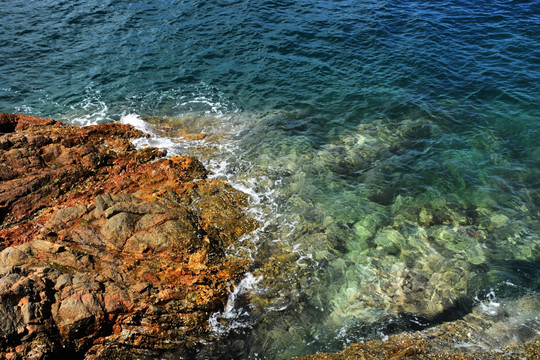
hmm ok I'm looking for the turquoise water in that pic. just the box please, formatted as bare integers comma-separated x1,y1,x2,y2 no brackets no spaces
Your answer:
1,0,540,358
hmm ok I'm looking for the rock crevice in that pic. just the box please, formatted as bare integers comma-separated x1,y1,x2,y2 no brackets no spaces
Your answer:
0,113,257,359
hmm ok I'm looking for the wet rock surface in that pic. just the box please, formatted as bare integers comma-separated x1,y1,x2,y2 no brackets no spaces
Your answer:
294,336,540,360
292,295,540,360
0,114,257,359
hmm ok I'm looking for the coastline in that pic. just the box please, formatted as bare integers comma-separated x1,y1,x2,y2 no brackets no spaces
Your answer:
1,113,539,360
0,113,257,359
293,298,540,359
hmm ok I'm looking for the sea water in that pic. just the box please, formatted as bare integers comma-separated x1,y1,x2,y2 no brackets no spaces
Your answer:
1,1,539,359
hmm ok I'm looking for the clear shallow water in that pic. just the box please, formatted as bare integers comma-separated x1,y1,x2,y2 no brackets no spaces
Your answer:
1,0,540,359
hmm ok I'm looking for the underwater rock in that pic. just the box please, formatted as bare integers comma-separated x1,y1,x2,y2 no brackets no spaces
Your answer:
292,295,540,359
0,114,257,359
316,119,435,183
235,115,539,359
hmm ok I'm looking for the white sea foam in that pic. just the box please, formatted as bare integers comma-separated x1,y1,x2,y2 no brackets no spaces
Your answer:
477,290,501,316
119,113,149,132
209,273,262,335
67,102,304,339
66,88,111,125
15,104,35,115
119,113,196,156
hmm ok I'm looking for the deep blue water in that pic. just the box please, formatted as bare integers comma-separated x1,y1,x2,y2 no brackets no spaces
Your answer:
1,1,540,359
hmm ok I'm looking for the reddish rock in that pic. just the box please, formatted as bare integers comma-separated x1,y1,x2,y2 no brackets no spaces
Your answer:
0,113,257,359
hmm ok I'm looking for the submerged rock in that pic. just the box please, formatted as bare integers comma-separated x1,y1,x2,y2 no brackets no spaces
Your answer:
292,295,540,359
0,114,257,359
225,115,540,359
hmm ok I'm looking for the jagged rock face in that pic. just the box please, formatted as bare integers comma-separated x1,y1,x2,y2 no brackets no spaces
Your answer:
0,114,257,359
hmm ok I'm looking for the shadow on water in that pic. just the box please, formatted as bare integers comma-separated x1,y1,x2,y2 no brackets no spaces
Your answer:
481,260,540,295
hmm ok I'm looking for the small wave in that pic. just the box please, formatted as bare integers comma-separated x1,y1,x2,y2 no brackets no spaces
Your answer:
477,290,501,316
61,87,111,125
14,104,36,115
119,113,186,155
209,273,262,336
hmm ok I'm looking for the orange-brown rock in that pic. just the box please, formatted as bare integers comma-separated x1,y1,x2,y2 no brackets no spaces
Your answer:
0,114,257,359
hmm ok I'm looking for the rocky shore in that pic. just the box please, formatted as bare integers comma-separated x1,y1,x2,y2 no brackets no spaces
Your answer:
1,113,539,360
293,296,540,360
0,113,257,359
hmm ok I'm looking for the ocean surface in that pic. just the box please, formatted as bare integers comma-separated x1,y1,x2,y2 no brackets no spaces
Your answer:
1,0,539,358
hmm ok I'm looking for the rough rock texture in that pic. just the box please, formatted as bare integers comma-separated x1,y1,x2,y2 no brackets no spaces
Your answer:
0,114,258,359
292,294,540,360
293,336,540,360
